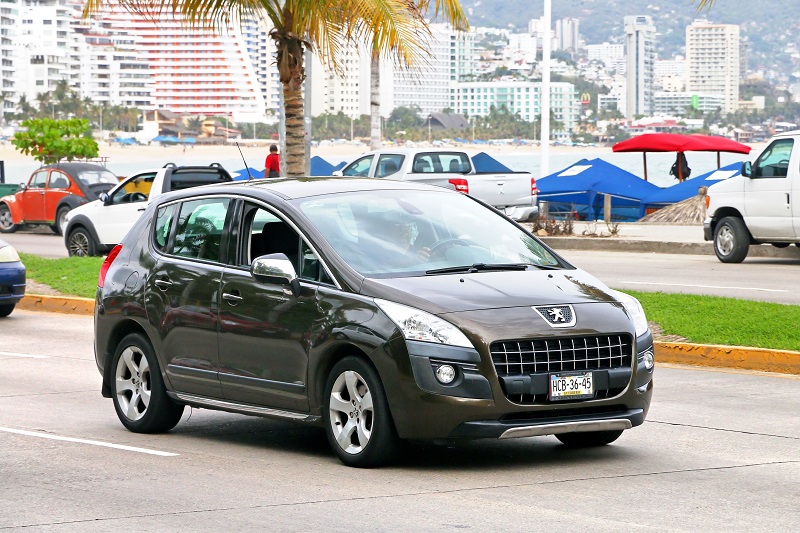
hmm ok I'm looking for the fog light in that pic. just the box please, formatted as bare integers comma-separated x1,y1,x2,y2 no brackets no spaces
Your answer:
435,364,456,384
642,349,655,370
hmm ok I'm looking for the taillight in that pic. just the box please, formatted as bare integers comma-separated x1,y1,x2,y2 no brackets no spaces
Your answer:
449,178,469,194
531,177,538,195
98,244,123,288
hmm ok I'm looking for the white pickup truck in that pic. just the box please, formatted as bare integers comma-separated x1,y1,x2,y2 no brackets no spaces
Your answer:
63,163,233,256
333,148,538,221
704,130,800,262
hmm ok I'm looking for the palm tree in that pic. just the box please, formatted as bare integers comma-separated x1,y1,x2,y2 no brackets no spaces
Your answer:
84,0,429,177
369,1,469,150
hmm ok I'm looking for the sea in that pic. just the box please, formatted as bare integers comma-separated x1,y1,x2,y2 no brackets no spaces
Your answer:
0,144,754,190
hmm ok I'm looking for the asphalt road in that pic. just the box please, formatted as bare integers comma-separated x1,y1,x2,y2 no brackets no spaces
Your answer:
1,310,798,531
560,250,800,305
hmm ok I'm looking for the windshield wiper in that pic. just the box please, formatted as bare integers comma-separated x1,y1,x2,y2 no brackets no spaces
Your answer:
425,263,532,275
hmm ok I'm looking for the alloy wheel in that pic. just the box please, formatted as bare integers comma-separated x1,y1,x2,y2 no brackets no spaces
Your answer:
328,370,374,455
69,231,90,256
0,207,13,230
114,346,151,421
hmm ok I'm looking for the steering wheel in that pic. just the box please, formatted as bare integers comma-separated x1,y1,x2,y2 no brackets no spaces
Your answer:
428,237,470,258
129,192,147,202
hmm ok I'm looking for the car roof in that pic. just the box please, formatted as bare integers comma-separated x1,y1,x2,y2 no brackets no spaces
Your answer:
356,147,473,156
163,177,452,201
41,163,114,174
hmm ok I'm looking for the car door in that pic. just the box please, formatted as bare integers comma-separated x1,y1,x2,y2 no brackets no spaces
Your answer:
94,171,159,245
145,196,232,399
45,170,72,222
744,138,796,239
20,170,49,221
217,201,327,412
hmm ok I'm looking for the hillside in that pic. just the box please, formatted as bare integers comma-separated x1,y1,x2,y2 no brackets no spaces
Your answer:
458,0,800,76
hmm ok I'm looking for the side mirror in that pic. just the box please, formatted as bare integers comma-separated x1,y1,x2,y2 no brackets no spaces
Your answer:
251,253,301,297
741,161,752,178
332,170,344,177
17,183,26,191
99,192,110,205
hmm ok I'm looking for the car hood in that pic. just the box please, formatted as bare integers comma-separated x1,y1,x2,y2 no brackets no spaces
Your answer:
359,268,617,314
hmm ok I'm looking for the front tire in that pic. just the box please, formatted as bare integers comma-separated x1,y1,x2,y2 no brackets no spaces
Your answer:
111,333,184,433
556,429,623,447
323,356,398,468
67,227,97,257
714,216,750,263
0,204,18,233
51,206,71,236
0,304,15,317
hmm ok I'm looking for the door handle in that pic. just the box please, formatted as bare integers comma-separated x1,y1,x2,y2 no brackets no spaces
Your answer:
223,291,243,305
786,193,790,205
154,278,173,291
137,207,146,212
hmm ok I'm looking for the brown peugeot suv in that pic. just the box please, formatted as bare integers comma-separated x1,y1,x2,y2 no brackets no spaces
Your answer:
94,178,654,467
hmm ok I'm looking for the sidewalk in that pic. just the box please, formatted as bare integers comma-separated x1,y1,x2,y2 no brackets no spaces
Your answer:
536,222,800,259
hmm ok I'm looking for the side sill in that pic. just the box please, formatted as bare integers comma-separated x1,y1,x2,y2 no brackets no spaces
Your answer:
169,392,320,423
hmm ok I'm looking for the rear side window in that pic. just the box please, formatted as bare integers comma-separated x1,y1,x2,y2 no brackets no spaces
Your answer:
153,204,178,253
172,198,231,261
169,169,232,191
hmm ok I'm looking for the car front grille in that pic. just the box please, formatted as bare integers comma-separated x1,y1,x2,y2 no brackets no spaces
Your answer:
490,335,633,404
491,334,632,376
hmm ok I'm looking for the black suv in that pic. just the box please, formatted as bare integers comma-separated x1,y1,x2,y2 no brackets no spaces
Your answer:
95,178,654,467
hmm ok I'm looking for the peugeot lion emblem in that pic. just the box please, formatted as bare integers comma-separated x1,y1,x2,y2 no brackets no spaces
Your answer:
533,304,576,328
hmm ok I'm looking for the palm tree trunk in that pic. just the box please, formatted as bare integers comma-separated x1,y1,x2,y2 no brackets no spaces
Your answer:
283,74,305,177
369,52,381,150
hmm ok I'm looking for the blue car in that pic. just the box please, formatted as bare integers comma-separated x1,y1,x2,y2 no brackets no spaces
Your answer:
0,237,25,317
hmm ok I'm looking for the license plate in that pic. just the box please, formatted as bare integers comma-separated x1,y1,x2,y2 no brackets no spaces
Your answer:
549,372,594,401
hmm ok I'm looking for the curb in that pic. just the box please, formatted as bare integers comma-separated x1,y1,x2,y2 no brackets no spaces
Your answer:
18,294,95,315
19,294,800,376
540,237,800,258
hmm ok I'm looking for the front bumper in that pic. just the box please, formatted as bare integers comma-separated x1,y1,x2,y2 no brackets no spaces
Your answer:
0,261,26,305
703,217,713,241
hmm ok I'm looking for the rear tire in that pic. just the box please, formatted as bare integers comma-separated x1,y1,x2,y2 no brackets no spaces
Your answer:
713,217,750,263
323,356,398,468
0,204,18,233
111,333,184,433
51,206,70,236
67,227,97,257
0,304,15,317
556,429,623,447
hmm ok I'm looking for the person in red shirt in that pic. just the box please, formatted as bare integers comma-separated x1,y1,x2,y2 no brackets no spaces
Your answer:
265,144,280,177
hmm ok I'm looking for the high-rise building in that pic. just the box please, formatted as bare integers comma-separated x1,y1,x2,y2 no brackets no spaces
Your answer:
555,18,579,52
240,16,281,121
586,43,625,67
624,15,656,119
686,20,740,114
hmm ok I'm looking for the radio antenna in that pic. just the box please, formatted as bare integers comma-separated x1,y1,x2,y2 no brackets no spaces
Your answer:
235,142,254,181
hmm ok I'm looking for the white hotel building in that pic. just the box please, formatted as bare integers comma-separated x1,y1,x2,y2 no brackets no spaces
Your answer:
686,20,740,114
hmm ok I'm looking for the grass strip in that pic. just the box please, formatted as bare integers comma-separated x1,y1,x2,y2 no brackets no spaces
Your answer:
20,253,103,299
624,290,800,352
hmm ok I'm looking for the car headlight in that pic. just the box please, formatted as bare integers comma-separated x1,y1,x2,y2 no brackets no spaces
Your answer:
0,244,20,263
375,298,473,348
608,289,649,337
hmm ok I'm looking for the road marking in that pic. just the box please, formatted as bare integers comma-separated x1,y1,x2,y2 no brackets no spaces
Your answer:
0,426,178,456
621,281,788,293
0,351,48,359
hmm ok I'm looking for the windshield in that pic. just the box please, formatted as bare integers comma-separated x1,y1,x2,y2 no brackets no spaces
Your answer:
77,170,117,186
294,189,562,277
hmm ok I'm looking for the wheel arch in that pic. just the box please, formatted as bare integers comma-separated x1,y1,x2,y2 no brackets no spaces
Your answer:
101,319,152,398
709,206,745,236
311,342,372,411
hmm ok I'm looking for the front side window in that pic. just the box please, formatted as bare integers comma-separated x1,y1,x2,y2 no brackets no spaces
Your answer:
172,198,231,262
29,170,48,188
754,139,793,178
239,203,332,284
294,189,561,278
342,155,374,177
110,172,157,204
